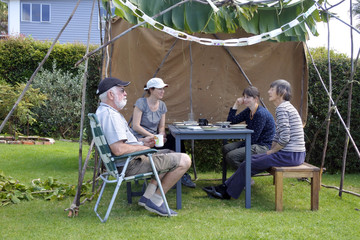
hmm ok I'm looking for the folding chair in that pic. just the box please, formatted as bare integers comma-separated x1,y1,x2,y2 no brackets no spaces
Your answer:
88,113,171,222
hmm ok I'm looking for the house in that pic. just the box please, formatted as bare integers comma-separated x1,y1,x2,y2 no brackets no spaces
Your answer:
3,0,112,45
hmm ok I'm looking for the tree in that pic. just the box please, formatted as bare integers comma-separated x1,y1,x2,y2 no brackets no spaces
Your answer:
0,1,7,35
0,82,47,136
353,0,360,29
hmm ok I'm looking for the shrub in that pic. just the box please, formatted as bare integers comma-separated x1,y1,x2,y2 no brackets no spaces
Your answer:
0,82,47,136
184,140,224,172
305,47,360,173
31,61,84,139
0,36,101,140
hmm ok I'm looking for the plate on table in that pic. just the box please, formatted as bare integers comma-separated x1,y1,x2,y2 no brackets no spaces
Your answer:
175,123,189,129
215,121,231,126
215,121,231,128
184,121,198,126
201,126,220,131
172,122,183,125
187,126,202,130
229,124,247,129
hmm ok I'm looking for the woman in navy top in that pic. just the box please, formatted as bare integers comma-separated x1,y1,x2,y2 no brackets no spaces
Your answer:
224,86,276,169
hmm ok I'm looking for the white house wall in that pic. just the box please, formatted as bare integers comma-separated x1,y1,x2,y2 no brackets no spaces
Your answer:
7,0,21,35
19,0,104,44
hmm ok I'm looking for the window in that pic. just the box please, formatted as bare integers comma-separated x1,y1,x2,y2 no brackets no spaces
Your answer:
21,3,51,23
32,4,41,22
22,4,31,21
42,5,50,22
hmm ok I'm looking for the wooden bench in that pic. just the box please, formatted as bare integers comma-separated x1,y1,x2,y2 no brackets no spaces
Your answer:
268,162,320,211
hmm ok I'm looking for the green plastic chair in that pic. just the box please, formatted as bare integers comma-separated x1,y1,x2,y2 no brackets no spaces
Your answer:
88,113,171,222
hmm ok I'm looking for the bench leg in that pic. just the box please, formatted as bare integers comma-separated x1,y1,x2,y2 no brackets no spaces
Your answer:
274,171,283,211
311,172,320,211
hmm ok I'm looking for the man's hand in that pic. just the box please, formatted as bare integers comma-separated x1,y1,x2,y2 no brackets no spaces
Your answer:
141,136,155,147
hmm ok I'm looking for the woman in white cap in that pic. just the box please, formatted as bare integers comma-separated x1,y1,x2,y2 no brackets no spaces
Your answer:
131,77,196,188
131,77,169,141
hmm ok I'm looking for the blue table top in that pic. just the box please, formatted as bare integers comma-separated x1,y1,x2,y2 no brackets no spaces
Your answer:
168,124,253,135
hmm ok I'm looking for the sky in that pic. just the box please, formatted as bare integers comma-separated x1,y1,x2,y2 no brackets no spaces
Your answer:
307,0,360,57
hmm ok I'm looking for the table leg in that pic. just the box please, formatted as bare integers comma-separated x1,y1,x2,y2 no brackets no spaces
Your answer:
175,137,182,210
222,139,228,183
245,134,251,208
191,140,198,180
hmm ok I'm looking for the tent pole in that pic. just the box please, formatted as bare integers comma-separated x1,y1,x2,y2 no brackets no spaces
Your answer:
189,42,197,179
97,0,104,46
66,140,95,217
339,0,355,197
0,0,82,134
105,2,113,77
69,0,96,216
213,34,267,109
189,42,194,120
153,39,179,78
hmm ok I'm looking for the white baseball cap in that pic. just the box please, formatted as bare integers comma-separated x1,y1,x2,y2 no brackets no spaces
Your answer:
144,78,168,90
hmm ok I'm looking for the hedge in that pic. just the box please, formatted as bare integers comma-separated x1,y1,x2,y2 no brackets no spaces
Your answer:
304,47,360,173
0,36,100,140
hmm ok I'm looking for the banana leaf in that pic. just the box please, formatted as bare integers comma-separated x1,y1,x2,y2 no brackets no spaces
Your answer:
109,0,326,42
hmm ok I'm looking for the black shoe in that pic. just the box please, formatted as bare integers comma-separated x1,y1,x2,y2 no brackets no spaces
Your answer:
181,173,196,188
202,186,225,199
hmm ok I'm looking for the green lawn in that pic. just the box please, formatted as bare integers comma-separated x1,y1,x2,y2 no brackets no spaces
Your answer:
1,141,360,239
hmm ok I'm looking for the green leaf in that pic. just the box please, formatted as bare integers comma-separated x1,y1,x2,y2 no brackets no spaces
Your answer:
185,2,212,33
10,194,21,204
25,192,34,201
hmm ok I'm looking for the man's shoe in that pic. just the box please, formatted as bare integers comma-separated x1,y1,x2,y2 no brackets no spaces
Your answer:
145,199,178,217
138,196,148,207
181,173,196,188
202,186,225,199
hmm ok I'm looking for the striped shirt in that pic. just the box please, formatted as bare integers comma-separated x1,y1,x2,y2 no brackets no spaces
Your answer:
273,101,305,152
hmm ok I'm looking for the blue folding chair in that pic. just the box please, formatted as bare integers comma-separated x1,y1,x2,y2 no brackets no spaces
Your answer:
88,113,171,222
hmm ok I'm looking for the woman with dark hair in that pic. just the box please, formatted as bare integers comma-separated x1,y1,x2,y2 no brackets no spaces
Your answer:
224,86,275,170
203,79,306,200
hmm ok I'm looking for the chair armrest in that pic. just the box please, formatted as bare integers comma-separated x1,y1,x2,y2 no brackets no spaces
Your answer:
112,149,158,161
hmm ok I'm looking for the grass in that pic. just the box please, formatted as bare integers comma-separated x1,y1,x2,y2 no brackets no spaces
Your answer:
1,141,360,239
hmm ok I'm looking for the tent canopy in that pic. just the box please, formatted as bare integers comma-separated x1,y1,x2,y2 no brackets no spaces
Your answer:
110,0,324,42
106,19,308,124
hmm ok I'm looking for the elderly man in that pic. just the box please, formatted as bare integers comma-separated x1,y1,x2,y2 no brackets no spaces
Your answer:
96,77,191,217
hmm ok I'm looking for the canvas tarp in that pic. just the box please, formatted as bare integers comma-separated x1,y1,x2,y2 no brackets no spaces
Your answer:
106,18,308,124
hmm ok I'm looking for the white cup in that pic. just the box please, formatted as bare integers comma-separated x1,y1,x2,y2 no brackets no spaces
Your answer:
154,134,164,147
